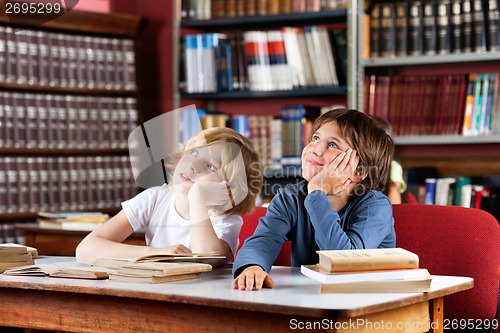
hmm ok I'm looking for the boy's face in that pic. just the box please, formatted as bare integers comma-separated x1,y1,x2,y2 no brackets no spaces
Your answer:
172,143,224,194
301,122,352,181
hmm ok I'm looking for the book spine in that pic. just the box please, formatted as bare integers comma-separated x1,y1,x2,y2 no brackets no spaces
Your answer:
423,1,437,55
450,0,462,53
380,3,396,58
472,0,487,52
424,178,437,204
408,1,424,55
395,2,408,57
436,0,452,54
370,3,381,58
462,0,473,52
487,0,500,51
0,27,6,83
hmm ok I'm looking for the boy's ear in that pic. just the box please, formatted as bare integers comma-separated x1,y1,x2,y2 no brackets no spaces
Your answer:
353,165,368,182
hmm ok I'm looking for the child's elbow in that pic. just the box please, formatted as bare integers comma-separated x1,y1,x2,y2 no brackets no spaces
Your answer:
75,240,92,263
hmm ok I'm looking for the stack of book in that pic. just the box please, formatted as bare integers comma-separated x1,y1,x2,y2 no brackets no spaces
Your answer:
94,252,224,284
37,211,110,231
301,248,432,293
108,262,213,284
0,243,38,273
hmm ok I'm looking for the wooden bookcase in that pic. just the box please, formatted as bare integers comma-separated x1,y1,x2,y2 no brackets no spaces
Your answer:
354,0,500,178
173,0,357,199
0,10,145,234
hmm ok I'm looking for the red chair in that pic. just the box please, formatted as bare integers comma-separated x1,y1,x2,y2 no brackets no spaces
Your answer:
393,204,500,321
238,206,291,266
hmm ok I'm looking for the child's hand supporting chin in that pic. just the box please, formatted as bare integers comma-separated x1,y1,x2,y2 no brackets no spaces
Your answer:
308,148,360,195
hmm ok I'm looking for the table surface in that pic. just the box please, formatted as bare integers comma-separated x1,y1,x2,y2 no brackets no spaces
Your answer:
0,256,474,318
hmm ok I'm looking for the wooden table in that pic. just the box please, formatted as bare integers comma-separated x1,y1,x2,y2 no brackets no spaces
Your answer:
0,257,473,333
14,224,145,256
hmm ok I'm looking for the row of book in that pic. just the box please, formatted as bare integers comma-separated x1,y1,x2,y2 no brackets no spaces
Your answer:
181,27,346,93
368,0,500,58
363,72,500,136
0,156,139,214
0,26,136,90
182,0,346,21
181,104,333,168
420,177,499,213
301,248,431,293
0,92,138,150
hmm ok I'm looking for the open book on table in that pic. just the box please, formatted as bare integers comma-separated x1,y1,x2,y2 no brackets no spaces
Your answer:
94,252,226,269
2,261,115,280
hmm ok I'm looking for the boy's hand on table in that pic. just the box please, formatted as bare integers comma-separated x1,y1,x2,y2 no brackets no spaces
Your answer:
231,266,274,291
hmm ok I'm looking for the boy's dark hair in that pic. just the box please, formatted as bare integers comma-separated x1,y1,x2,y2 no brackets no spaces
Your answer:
309,108,394,193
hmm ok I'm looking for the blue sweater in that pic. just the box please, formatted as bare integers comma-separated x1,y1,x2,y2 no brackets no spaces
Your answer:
233,180,395,276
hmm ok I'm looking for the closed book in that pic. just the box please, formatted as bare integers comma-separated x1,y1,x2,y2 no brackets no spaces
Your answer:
316,248,419,273
436,0,451,54
450,0,462,53
319,275,432,293
462,0,473,52
395,2,408,56
423,2,437,55
109,272,202,284
301,265,430,284
487,0,500,51
471,0,487,52
424,178,437,204
117,262,212,277
369,3,381,57
408,1,424,55
380,2,396,57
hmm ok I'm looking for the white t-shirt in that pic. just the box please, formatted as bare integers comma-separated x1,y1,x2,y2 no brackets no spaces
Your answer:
121,184,243,257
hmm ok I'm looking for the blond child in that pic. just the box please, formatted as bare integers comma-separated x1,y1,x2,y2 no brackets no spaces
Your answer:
76,127,263,266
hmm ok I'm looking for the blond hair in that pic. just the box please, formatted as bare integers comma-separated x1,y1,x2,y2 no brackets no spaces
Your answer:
168,127,263,215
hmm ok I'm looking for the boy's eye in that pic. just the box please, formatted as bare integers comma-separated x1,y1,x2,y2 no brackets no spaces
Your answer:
190,149,198,157
311,135,319,142
207,164,217,172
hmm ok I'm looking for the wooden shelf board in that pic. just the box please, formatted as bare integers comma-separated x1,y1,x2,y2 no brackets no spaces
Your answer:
180,9,347,29
181,86,347,100
0,9,144,37
399,155,500,177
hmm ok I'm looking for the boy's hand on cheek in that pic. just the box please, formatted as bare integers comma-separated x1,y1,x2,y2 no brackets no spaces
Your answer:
231,266,274,291
308,148,359,195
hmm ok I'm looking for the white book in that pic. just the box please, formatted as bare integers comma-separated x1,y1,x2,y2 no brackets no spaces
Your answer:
301,264,430,284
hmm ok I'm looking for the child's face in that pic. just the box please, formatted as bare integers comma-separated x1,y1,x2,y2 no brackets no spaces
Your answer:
301,121,352,181
172,143,224,194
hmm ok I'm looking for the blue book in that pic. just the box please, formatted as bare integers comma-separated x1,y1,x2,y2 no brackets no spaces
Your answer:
424,178,437,205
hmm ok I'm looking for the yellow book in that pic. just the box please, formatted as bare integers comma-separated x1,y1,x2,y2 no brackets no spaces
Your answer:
316,248,419,273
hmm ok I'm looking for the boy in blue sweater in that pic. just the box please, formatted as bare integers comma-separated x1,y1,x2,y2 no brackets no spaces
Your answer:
232,108,396,291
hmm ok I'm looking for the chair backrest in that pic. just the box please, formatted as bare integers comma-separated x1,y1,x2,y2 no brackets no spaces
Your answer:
238,206,291,266
393,204,500,321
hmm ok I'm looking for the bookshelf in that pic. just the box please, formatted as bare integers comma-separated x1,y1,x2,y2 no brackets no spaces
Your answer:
174,0,358,199
355,0,500,177
0,10,145,231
